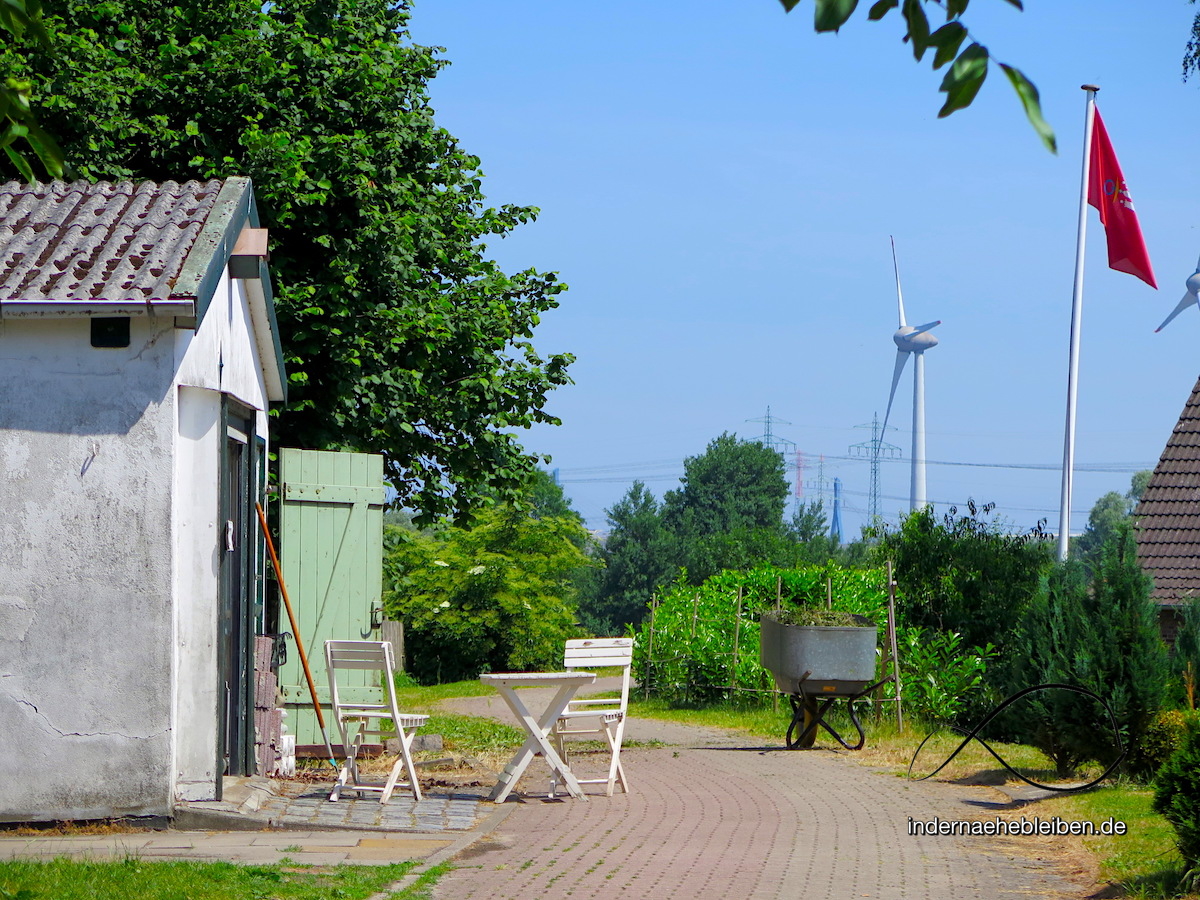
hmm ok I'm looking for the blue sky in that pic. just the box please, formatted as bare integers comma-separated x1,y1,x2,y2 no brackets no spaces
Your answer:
407,1,1200,537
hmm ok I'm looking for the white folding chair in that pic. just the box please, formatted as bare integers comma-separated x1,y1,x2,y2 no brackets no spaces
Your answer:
551,637,634,796
325,640,428,803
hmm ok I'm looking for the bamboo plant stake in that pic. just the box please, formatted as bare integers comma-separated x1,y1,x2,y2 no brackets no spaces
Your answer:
887,560,904,731
730,586,743,696
645,594,657,701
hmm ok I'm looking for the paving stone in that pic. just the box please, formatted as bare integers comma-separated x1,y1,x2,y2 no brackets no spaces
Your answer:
0,680,1094,896
430,695,1089,900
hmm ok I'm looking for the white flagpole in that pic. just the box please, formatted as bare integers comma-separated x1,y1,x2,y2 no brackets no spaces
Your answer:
1057,84,1099,562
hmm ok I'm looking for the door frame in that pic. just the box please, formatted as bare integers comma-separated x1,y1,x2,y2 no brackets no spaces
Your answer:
216,397,259,782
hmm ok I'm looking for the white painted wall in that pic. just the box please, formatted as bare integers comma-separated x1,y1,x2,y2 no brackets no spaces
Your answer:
175,270,268,414
172,385,222,801
0,316,177,821
170,270,271,802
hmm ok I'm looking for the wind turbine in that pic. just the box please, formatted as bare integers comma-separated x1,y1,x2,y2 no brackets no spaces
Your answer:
1154,254,1200,333
881,237,941,511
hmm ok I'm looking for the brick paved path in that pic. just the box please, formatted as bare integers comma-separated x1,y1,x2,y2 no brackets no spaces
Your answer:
435,693,1083,900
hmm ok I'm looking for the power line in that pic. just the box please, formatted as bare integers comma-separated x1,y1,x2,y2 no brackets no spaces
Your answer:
557,454,1152,483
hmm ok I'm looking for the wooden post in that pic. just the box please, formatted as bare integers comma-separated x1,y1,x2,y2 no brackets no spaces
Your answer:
730,587,743,696
381,619,405,672
826,576,833,611
645,595,657,701
773,577,781,713
887,560,904,731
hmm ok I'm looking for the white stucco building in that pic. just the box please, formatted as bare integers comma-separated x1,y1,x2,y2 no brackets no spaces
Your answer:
0,178,285,821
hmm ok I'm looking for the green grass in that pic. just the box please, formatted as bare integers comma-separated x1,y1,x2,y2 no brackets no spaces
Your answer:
423,712,524,753
1038,784,1192,898
393,677,494,708
0,859,422,900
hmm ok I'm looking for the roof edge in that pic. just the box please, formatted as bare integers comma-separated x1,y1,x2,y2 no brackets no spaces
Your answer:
1,300,194,317
173,176,252,321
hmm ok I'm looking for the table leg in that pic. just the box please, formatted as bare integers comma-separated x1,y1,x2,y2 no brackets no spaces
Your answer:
489,683,589,802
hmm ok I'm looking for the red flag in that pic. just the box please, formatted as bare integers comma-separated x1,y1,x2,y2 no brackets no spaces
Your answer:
1087,108,1157,288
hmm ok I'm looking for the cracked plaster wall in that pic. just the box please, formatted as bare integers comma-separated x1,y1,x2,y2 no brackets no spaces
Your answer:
0,316,176,821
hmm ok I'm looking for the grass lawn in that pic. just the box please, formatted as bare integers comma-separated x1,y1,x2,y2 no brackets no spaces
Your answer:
0,858,438,900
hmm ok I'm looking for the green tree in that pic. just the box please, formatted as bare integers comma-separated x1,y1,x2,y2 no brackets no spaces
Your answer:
786,499,853,565
1075,470,1154,564
383,502,590,683
661,433,789,537
527,469,580,522
874,501,1053,657
1004,524,1167,777
787,500,828,543
0,0,62,179
1130,469,1153,505
777,0,1053,151
660,433,793,583
588,480,675,633
0,0,571,522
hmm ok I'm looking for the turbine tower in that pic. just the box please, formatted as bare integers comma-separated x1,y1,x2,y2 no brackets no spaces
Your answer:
881,237,941,511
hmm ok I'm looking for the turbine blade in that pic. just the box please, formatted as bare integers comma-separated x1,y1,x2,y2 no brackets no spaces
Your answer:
891,236,907,327
881,350,909,435
908,319,942,336
1155,291,1198,333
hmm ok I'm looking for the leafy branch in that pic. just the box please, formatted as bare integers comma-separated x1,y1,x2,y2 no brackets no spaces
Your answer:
779,0,1056,152
0,0,63,178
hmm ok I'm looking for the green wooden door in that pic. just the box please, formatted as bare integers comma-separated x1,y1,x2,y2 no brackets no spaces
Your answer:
278,449,386,747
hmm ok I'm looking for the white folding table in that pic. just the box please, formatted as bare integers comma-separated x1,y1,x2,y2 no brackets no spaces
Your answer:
480,671,597,802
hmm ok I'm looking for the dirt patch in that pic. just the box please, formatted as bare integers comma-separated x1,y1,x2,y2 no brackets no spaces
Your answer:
1,818,149,836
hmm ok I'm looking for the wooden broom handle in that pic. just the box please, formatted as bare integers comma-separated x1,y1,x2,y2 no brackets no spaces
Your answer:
255,502,327,730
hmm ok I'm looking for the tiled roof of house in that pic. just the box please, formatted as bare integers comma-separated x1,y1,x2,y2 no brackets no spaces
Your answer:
0,179,228,305
1135,372,1200,606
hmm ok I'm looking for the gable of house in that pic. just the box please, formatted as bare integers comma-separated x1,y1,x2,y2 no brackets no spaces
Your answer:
1134,372,1200,637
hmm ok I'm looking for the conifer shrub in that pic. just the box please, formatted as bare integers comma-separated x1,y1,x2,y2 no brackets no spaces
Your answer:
1137,709,1194,780
1154,723,1200,870
999,524,1167,777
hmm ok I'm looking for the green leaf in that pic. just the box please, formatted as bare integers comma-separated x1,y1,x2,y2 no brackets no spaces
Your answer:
814,0,858,32
778,0,801,10
4,143,32,182
24,121,64,177
946,0,970,16
867,0,897,20
937,42,989,116
1001,0,1022,8
1000,63,1056,153
901,0,931,60
184,120,199,137
929,22,967,69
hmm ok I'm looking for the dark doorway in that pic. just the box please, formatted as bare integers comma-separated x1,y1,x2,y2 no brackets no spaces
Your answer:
217,401,257,781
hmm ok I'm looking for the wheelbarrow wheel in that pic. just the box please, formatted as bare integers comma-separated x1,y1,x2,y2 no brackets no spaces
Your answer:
786,696,819,749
